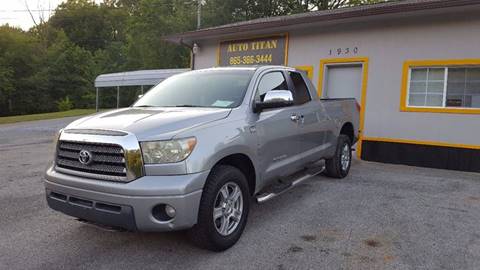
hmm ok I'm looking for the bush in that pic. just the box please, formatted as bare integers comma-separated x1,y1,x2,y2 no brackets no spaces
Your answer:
56,96,74,111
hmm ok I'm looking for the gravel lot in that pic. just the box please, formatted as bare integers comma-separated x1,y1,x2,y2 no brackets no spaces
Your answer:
1,117,479,270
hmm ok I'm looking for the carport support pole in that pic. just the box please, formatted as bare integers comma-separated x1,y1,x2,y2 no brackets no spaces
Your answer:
141,85,144,95
95,87,99,112
116,86,120,108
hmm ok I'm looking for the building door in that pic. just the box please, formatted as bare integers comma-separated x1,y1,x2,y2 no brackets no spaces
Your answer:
324,64,363,104
320,58,369,158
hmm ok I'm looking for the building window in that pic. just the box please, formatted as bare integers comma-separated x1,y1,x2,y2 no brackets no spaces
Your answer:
402,60,480,113
408,68,445,107
446,68,480,108
408,67,480,108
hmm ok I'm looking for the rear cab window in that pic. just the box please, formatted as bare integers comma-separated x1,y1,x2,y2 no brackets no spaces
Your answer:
289,71,312,105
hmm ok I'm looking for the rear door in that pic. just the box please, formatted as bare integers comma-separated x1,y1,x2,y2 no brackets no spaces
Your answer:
254,70,302,181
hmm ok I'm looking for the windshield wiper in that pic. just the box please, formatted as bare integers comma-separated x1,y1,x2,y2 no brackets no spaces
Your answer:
135,105,155,108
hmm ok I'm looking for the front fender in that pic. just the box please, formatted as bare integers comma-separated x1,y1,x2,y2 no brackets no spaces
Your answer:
179,118,260,185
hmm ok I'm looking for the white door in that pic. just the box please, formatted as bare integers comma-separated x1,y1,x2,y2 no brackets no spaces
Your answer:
324,64,363,104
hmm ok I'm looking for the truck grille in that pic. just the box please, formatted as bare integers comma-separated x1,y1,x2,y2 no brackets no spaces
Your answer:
55,141,128,181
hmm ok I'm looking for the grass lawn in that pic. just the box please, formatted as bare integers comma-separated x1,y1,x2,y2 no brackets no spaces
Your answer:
0,109,97,125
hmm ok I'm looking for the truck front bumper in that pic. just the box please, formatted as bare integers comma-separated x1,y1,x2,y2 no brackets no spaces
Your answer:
44,166,210,232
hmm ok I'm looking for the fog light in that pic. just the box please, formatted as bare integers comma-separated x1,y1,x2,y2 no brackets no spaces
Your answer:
152,204,175,222
165,204,176,218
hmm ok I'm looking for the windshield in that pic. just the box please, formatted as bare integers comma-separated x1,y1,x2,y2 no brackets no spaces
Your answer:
133,69,254,108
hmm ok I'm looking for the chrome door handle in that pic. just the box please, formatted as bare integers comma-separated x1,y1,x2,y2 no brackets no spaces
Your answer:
290,114,300,122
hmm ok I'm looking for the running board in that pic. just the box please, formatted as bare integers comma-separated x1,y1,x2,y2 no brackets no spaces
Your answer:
255,165,325,204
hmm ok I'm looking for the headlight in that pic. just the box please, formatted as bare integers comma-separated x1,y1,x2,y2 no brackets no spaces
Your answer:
53,129,63,153
140,137,197,164
50,129,63,166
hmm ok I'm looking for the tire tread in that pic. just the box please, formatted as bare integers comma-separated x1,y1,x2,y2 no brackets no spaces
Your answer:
324,135,351,179
189,165,249,251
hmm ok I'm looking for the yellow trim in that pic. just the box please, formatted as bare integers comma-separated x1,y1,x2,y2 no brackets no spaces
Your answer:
295,65,314,80
216,44,220,67
284,32,289,66
363,137,480,150
215,33,289,67
318,57,369,159
400,59,480,114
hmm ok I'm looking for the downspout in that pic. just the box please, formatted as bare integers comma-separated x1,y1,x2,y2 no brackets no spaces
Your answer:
179,39,195,70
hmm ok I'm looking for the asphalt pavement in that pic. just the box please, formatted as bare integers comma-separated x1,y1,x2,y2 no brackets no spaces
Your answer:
1,117,479,270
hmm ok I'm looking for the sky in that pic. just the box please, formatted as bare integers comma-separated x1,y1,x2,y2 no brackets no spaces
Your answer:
0,0,102,30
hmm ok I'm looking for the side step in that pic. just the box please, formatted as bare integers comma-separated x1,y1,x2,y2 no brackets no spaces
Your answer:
255,164,325,203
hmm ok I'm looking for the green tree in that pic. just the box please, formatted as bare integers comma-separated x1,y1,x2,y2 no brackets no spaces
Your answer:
36,31,96,110
0,62,15,115
201,0,387,27
49,0,119,52
125,0,194,69
311,0,386,10
0,25,45,115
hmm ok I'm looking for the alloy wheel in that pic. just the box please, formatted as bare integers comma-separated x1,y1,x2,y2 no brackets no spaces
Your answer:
213,182,243,236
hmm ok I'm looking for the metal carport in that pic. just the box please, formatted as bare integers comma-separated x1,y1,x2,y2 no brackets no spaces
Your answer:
94,69,189,111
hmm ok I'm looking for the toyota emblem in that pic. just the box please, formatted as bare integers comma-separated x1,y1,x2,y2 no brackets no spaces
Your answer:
79,150,93,165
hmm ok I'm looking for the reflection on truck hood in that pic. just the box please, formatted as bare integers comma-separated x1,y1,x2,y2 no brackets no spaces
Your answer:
65,107,231,141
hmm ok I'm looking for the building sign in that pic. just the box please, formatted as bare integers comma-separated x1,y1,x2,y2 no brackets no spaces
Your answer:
218,34,288,66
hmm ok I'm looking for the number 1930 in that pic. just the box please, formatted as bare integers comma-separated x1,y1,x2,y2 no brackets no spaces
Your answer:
329,47,359,56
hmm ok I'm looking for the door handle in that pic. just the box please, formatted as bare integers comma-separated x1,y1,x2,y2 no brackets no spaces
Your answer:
290,114,300,122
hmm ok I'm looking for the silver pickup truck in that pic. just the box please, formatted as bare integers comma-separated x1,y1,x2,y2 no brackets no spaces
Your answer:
45,66,359,251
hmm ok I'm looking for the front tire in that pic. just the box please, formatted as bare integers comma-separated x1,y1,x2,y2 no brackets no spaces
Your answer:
189,165,250,251
324,134,352,178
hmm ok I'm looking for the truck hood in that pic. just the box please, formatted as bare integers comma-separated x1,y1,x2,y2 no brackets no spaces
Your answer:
65,107,231,141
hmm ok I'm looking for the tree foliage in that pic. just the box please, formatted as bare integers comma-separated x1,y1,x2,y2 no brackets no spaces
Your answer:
0,0,386,116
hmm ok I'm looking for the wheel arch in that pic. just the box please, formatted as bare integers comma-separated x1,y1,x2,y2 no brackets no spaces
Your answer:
339,122,355,144
211,153,256,196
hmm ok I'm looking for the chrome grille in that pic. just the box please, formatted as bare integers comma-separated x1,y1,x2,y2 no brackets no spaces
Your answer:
55,141,127,181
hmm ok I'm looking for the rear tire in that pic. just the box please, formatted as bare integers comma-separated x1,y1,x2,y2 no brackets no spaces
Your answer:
189,165,250,251
324,135,352,179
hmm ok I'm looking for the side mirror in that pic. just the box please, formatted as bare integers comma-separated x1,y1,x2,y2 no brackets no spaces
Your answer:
254,90,294,113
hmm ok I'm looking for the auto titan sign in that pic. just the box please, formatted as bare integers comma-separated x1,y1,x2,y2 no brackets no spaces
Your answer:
217,34,288,66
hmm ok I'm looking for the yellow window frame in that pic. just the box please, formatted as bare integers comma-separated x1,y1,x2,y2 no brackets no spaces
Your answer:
400,59,480,114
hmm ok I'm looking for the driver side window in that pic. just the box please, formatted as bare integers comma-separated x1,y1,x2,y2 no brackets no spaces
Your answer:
256,71,289,102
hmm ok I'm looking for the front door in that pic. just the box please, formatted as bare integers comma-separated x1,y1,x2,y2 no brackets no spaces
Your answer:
254,71,301,181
